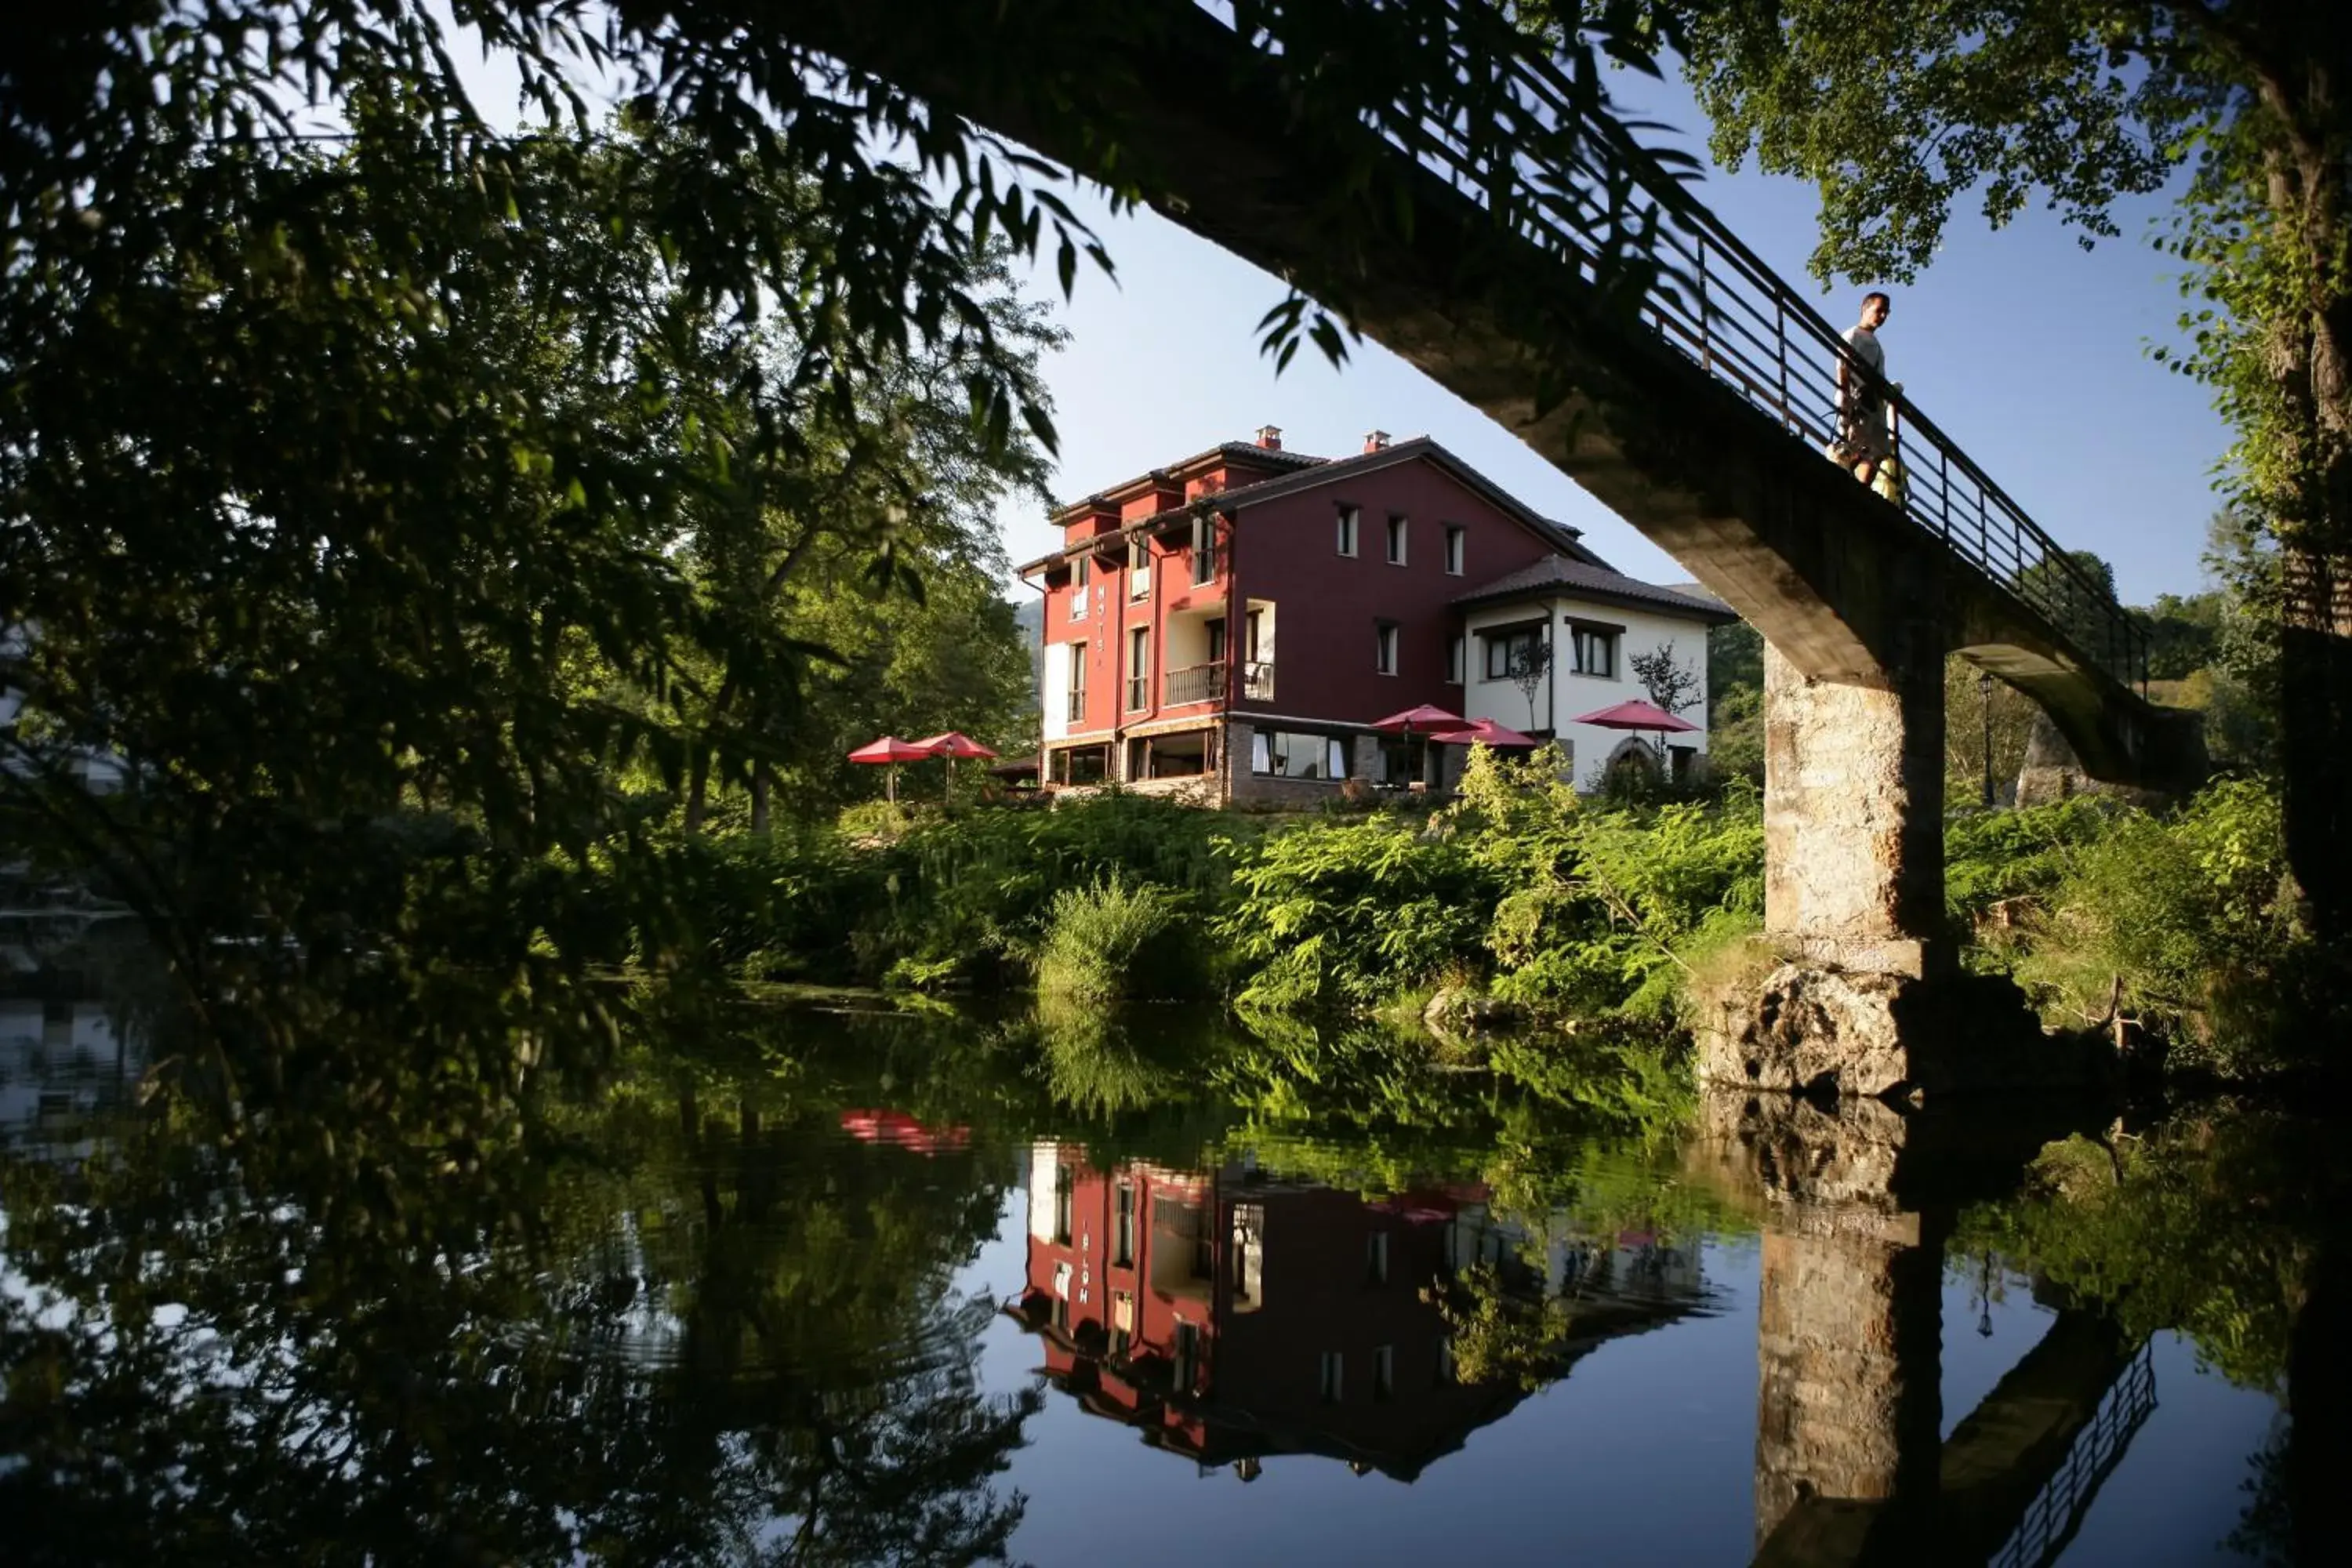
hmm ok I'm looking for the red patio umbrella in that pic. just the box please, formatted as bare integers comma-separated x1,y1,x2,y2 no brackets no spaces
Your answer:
1570,699,1699,777
847,734,932,802
913,731,999,800
1430,716,1540,749
1373,703,1466,735
1568,699,1700,733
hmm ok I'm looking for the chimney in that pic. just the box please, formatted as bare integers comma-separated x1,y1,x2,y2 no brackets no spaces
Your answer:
1363,429,1391,453
1254,424,1283,451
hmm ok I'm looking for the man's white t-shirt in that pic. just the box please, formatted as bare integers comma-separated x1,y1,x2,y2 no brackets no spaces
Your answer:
1845,324,1885,380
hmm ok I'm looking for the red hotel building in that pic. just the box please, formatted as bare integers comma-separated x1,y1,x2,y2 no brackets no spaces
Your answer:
1017,426,1733,803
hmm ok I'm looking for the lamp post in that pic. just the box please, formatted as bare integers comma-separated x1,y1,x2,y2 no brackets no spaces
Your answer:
1978,670,1996,808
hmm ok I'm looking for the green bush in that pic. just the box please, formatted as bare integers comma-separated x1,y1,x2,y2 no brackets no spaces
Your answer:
1215,815,1497,1011
1448,749,1763,1021
1943,795,2118,928
1033,876,1203,1002
2009,778,2306,1064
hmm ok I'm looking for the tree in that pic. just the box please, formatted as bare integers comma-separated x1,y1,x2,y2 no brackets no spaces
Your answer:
1630,638,1702,716
1508,637,1555,733
1635,0,2352,934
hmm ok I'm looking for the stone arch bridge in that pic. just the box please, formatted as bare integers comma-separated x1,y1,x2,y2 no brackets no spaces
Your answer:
770,0,2205,1038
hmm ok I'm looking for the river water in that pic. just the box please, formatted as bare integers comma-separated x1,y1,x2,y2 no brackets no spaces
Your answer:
1,981,2335,1566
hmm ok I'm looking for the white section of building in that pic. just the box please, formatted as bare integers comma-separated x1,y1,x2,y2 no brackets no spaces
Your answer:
1459,597,1715,787
1041,641,1072,742
1028,1143,1062,1240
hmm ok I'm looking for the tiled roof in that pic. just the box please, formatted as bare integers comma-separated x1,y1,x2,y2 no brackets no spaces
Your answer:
1050,441,1327,521
1017,434,1606,579
1454,556,1737,622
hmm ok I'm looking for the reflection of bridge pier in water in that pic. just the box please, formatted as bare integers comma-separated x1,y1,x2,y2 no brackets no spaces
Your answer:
1697,1094,2158,1567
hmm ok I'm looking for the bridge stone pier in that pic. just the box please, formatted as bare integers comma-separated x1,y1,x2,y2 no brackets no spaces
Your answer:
767,0,2209,1093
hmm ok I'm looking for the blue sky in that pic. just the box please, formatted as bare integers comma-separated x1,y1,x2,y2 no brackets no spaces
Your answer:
993,70,2230,609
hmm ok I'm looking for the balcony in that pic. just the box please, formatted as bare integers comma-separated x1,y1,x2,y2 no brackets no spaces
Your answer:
1126,675,1149,711
1163,662,1223,706
1242,660,1274,702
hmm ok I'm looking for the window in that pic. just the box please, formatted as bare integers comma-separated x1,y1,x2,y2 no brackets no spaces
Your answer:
1053,1164,1074,1245
1052,1293,1070,1333
1373,1345,1396,1402
1374,621,1399,676
1127,626,1149,710
1128,537,1150,598
1444,524,1466,575
1112,1291,1134,1359
1446,635,1465,684
1385,514,1408,564
1114,1182,1135,1268
1483,626,1543,681
1571,624,1619,677
1366,1231,1389,1286
1319,1350,1345,1403
1065,641,1087,724
1190,516,1217,586
1206,617,1228,664
1070,554,1089,618
1436,1336,1456,1385
1174,1320,1202,1391
1335,505,1359,557
1251,730,1348,779
1051,745,1110,786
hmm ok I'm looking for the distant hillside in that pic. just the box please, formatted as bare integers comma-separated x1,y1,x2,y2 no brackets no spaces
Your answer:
1011,597,1044,709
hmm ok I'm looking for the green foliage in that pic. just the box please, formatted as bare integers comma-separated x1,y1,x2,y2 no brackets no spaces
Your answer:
1215,815,1497,1012
1706,620,1763,702
1033,877,1203,1003
637,793,1240,993
1952,1107,2347,1392
1704,679,1764,785
1944,794,2120,928
2008,779,2308,1060
1449,748,1763,1019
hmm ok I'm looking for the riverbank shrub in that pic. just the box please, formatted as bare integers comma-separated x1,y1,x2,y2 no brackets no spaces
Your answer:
1941,777,2332,1070
1033,877,1203,1002
1215,815,1497,1011
1446,749,1764,1021
2002,779,2310,1065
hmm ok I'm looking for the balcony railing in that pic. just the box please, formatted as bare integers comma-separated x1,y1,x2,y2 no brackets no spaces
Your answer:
1065,690,1086,724
1242,660,1274,702
1163,662,1223,706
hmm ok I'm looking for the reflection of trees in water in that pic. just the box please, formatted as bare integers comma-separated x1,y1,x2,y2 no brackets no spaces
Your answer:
0,1069,1036,1566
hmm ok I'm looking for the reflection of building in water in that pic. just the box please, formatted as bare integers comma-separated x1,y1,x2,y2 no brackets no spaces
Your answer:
1007,1145,1704,1482
0,994,142,1148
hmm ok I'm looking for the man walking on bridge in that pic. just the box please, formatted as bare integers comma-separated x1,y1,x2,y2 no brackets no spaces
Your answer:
1836,291,1896,488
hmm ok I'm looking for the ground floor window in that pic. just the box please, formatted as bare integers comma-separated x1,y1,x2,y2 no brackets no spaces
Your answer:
1127,728,1212,780
1251,729,1347,779
1049,745,1110,786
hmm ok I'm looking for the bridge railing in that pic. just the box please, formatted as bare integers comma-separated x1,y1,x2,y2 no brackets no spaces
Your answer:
1210,0,2149,693
1989,1339,2158,1568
